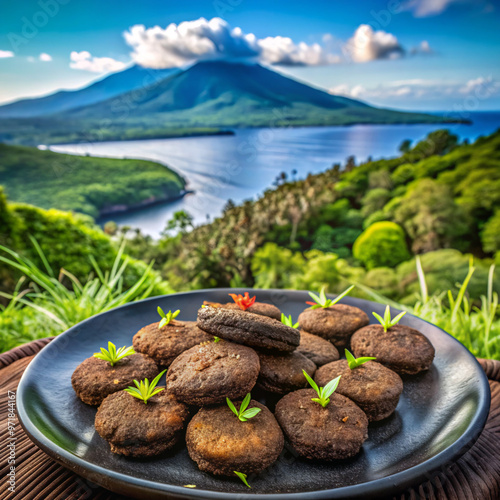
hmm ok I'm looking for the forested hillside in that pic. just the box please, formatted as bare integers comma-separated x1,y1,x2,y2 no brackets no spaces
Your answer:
125,128,500,304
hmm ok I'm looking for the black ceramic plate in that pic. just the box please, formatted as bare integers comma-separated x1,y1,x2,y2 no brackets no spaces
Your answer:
17,289,490,499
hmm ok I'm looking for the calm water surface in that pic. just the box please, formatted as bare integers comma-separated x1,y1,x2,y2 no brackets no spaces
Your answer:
51,111,500,237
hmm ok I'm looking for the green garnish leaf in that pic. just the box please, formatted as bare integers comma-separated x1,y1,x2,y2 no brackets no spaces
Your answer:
281,313,299,328
213,336,221,342
124,369,166,404
303,369,341,408
234,471,251,488
372,305,407,332
306,285,355,309
345,349,376,369
226,393,261,422
93,341,135,366
157,307,180,328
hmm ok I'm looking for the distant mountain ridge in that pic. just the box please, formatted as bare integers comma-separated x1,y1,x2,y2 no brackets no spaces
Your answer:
0,60,455,145
0,65,177,118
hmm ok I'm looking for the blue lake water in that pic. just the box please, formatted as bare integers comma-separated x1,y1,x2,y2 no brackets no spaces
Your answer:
51,111,500,238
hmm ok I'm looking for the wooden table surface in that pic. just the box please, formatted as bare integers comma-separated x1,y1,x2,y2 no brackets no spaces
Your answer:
1,338,499,500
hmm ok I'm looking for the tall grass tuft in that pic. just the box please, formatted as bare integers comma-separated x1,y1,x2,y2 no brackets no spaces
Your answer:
0,239,160,352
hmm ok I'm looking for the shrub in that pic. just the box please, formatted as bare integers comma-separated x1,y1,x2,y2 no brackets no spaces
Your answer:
353,221,411,270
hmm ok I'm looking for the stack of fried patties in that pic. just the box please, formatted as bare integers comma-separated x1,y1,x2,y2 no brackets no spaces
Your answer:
71,290,435,482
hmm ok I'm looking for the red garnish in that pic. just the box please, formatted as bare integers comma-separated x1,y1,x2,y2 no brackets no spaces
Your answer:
229,292,256,311
305,301,316,306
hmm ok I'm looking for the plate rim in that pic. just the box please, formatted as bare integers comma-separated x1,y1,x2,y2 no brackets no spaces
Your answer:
17,288,492,499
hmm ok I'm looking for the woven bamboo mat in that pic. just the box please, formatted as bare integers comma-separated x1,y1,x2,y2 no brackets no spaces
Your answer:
1,338,499,500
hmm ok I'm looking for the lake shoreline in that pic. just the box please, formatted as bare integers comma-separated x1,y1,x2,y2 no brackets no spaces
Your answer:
97,189,194,219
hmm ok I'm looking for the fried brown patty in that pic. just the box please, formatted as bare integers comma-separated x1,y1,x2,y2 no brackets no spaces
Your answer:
203,300,281,320
71,353,158,406
257,351,317,394
133,320,212,368
298,304,369,348
95,389,189,457
350,324,435,375
186,400,284,475
197,306,299,352
166,340,260,406
315,360,403,421
275,389,368,461
297,331,340,366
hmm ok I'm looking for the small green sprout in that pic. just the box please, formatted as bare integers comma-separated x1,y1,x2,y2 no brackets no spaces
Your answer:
372,305,406,332
303,370,341,408
345,349,376,369
226,393,261,422
93,341,135,366
281,313,299,328
234,471,251,488
124,369,166,404
306,285,355,309
213,336,221,342
157,307,180,328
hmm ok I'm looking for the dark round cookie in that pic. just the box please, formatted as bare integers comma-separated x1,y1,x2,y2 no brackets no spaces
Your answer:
315,360,403,421
186,400,283,475
166,340,260,406
197,306,299,352
350,324,435,375
133,320,212,368
257,351,317,394
95,389,189,457
71,353,158,406
203,300,281,320
275,389,368,461
297,331,340,366
298,304,369,348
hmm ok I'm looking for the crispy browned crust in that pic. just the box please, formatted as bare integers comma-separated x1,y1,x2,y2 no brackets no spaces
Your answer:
275,389,368,460
298,304,369,348
315,360,403,421
71,353,158,406
133,320,212,368
166,340,260,405
203,300,282,320
257,351,316,394
350,324,435,375
186,400,284,475
95,389,189,457
297,331,340,366
197,306,300,352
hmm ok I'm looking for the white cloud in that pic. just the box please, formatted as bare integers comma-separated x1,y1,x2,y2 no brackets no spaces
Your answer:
39,53,52,62
402,0,468,17
70,51,127,73
330,77,500,102
343,25,405,63
124,17,340,69
0,50,14,58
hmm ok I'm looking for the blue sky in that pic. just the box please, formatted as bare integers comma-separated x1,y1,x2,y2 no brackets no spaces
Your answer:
0,0,499,111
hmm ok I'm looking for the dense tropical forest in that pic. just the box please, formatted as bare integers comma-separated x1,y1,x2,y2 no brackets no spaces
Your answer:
0,143,186,217
0,128,499,358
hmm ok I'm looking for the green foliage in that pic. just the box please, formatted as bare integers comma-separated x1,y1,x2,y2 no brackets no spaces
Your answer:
157,307,180,328
234,471,251,488
306,285,354,309
392,179,470,253
302,370,341,407
372,305,407,332
482,210,500,254
0,143,185,217
345,349,376,369
281,313,299,328
353,222,410,270
124,370,167,404
0,241,162,352
94,342,135,366
226,393,261,422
